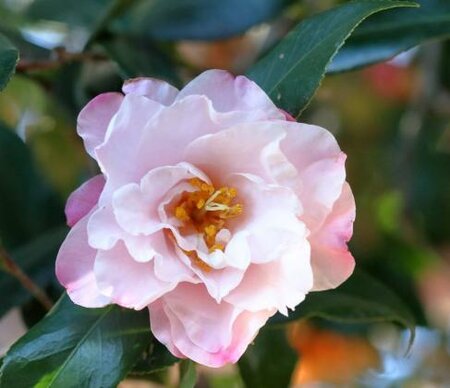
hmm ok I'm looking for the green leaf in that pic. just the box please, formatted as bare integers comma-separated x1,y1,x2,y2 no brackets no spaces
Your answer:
0,33,18,91
0,294,151,388
25,0,111,30
130,338,179,376
0,227,67,319
269,270,415,346
0,122,64,250
101,36,181,86
179,360,197,388
238,327,297,388
246,0,418,117
114,0,288,41
329,0,450,73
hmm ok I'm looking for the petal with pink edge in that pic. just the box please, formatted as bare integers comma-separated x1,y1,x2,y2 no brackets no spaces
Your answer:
148,300,185,358
225,240,312,315
94,241,176,310
55,213,110,308
149,284,274,367
77,92,123,159
95,93,164,197
96,95,218,197
309,182,356,291
279,123,347,233
65,175,105,227
177,69,283,121
122,77,179,105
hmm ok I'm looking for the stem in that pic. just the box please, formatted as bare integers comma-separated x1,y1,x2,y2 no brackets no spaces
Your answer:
16,48,107,73
0,245,53,311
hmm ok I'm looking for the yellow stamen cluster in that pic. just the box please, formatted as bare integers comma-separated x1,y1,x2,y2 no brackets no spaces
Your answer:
174,178,243,270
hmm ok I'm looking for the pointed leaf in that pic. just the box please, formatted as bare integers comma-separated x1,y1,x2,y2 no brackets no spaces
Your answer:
0,295,151,387
0,123,64,250
114,0,288,41
269,270,415,346
0,33,18,91
329,0,450,73
238,327,296,388
247,0,418,117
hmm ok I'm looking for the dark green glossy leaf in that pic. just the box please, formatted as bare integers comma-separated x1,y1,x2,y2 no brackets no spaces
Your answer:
0,294,151,388
0,33,18,90
408,115,450,245
238,327,296,388
247,0,417,117
130,338,179,376
329,0,450,73
179,360,197,388
25,0,111,30
101,36,181,86
114,0,288,41
0,227,67,319
0,123,64,249
269,270,415,345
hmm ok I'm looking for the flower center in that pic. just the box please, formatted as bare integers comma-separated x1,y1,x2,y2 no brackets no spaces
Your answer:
173,178,243,270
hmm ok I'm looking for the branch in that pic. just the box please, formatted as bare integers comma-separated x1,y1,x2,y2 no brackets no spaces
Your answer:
0,245,53,311
16,47,107,73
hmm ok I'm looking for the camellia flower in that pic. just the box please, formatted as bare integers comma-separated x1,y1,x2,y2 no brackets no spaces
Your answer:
56,69,355,367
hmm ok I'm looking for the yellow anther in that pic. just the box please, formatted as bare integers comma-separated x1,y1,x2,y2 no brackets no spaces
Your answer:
188,178,203,188
196,198,205,209
174,178,243,258
201,183,214,194
204,224,217,237
228,204,243,217
175,206,190,221
228,188,237,198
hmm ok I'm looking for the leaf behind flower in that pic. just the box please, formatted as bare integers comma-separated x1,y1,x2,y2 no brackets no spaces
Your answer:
0,294,151,388
268,269,416,349
247,0,418,117
0,33,18,91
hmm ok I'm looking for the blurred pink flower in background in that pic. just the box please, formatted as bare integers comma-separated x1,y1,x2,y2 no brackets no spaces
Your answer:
56,69,355,367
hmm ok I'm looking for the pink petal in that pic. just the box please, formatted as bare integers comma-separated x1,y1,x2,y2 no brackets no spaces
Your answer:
225,240,312,315
309,182,356,291
148,300,185,358
279,109,296,122
65,175,105,227
122,77,179,105
77,92,123,159
177,70,283,121
96,95,217,195
280,123,347,233
95,93,164,197
55,213,110,308
149,284,274,367
176,246,245,302
184,120,288,181
112,163,208,237
152,232,198,284
87,204,123,250
226,173,305,265
94,241,176,310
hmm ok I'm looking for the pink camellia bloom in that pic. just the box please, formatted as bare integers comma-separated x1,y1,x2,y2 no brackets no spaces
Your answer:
56,69,355,367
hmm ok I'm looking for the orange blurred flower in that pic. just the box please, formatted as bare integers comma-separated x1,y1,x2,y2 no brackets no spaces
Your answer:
289,322,380,385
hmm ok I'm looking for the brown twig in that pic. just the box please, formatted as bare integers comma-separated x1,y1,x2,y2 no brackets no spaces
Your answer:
0,245,53,311
16,47,107,73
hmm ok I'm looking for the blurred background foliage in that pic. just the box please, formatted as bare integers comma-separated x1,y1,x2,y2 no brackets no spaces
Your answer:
0,0,449,387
